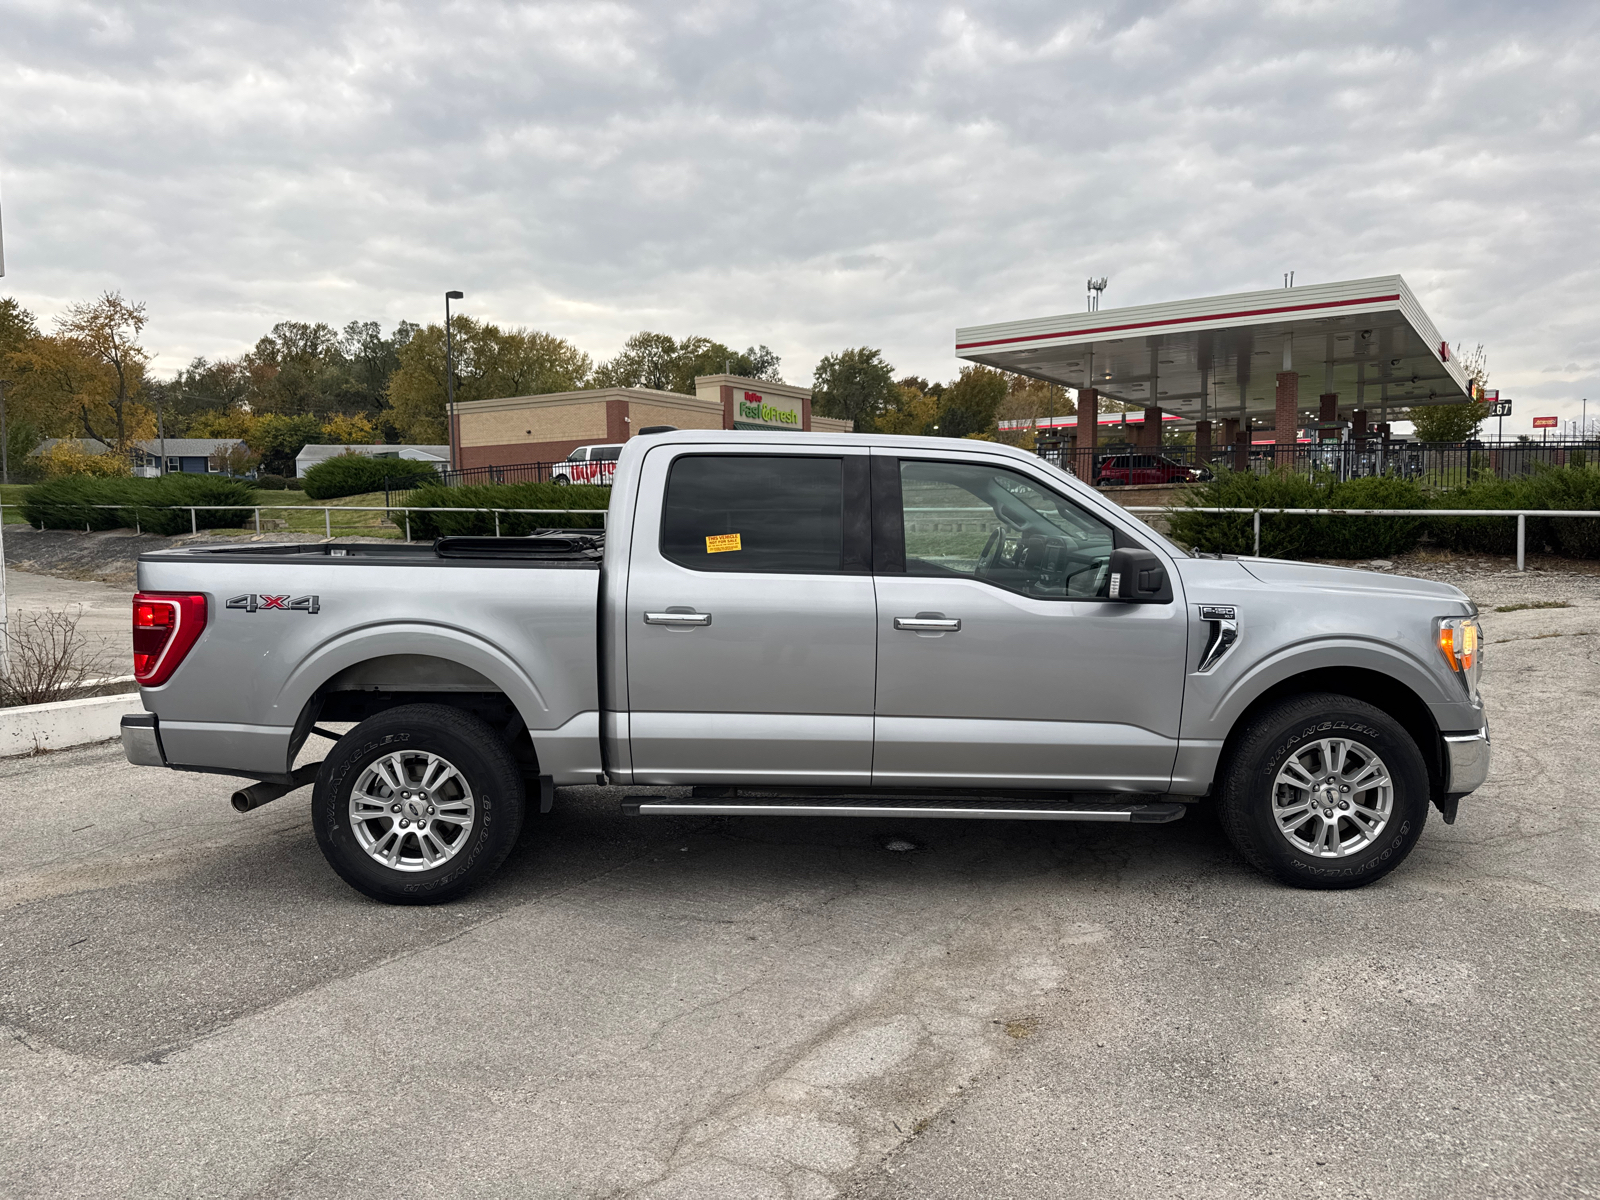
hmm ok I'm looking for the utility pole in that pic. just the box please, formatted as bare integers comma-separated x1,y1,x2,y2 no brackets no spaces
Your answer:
445,290,464,472
154,382,166,476
0,379,9,486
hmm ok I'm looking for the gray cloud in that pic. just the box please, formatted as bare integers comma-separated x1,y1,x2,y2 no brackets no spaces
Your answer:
2,0,1598,432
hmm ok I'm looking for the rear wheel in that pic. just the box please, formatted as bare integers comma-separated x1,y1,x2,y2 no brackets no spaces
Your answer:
312,704,526,904
1218,692,1428,888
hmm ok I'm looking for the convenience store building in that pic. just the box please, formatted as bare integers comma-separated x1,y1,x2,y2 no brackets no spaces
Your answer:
448,374,851,471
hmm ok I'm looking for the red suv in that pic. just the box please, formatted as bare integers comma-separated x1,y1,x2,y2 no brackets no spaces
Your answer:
1094,454,1211,486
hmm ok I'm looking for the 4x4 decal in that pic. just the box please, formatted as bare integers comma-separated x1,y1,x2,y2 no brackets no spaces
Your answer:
226,594,321,614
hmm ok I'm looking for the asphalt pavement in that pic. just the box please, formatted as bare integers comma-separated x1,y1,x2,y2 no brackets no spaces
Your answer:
1,565,1596,1199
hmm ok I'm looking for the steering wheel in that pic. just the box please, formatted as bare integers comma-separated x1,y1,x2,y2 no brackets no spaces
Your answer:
975,527,1005,575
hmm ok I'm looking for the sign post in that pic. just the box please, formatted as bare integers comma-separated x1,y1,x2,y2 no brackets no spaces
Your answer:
1533,415,1558,444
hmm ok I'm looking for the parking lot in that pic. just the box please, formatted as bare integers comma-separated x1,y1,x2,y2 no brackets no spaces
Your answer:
2,558,1598,1199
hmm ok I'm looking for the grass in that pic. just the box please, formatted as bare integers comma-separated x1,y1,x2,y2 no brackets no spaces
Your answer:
1493,600,1574,613
244,490,404,539
1,483,32,523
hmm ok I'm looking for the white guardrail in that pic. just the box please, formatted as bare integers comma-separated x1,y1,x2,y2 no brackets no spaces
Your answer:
0,504,605,540
1127,507,1600,572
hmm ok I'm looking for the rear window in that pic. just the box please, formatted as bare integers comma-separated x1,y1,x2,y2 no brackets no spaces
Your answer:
661,455,846,574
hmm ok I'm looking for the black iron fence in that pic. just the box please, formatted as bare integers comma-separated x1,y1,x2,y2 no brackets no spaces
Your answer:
1037,438,1600,489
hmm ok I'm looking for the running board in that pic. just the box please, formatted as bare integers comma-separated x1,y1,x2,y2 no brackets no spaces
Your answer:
621,797,1187,823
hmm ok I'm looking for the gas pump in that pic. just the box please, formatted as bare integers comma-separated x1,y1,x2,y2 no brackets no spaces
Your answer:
1309,421,1351,479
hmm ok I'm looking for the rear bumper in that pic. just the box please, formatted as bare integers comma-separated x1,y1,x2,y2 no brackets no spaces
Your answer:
1443,727,1491,795
121,713,166,767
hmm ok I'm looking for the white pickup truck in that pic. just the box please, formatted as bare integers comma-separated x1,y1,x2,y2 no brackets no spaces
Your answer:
121,430,1489,903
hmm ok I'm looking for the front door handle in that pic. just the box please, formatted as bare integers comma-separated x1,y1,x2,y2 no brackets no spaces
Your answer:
894,616,961,632
644,611,712,626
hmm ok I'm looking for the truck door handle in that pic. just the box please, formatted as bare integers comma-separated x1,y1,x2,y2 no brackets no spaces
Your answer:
894,616,961,632
644,611,712,626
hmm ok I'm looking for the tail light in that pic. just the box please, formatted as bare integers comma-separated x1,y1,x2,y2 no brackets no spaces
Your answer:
133,593,207,686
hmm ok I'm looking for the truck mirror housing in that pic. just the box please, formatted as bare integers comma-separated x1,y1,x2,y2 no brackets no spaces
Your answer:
1107,547,1174,603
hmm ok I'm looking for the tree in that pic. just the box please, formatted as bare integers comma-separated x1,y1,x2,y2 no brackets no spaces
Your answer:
1408,342,1490,442
0,296,39,361
321,412,380,445
812,347,895,433
592,332,779,394
877,382,939,436
55,291,151,448
387,317,592,443
938,365,1009,439
249,413,325,476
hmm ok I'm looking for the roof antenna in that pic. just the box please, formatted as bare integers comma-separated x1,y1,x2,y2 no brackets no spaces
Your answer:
1086,277,1107,313
1283,271,1295,288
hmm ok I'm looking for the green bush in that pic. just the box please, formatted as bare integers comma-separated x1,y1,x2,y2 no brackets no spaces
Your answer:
1426,475,1540,556
255,473,288,490
405,483,609,539
301,454,440,500
1166,471,1426,559
1529,464,1600,558
22,474,256,535
284,476,304,491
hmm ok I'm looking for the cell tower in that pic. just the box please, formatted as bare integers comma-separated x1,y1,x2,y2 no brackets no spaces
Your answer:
1086,277,1107,312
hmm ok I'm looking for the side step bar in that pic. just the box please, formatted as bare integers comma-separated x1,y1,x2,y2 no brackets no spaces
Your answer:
621,797,1187,823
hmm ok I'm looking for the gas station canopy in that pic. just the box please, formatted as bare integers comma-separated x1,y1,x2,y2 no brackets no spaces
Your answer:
955,275,1469,427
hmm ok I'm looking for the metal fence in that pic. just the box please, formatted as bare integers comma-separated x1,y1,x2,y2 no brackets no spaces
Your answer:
1038,438,1600,489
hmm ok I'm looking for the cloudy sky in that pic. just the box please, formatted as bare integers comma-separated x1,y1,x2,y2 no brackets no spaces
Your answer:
3,0,1598,433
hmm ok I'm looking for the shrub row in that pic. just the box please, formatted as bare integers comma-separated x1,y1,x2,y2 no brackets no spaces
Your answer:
404,483,609,540
21,475,257,536
301,454,440,500
1166,466,1600,559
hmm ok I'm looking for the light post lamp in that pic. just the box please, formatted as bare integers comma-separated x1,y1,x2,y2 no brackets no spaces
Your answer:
445,290,464,471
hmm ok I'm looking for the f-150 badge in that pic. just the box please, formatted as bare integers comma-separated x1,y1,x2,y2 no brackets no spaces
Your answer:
226,594,320,614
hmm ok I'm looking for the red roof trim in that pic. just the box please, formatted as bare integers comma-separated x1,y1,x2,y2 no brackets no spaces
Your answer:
955,294,1404,352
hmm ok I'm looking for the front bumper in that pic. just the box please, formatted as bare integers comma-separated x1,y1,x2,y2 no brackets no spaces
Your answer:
1443,727,1491,795
121,713,166,767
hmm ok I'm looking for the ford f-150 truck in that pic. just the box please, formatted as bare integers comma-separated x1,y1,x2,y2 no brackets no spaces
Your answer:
120,431,1490,904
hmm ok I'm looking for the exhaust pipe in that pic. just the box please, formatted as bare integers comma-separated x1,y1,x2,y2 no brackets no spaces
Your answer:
231,762,323,813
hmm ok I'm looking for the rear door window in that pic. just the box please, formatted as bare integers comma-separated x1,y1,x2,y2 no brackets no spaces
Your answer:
661,455,866,574
593,446,621,461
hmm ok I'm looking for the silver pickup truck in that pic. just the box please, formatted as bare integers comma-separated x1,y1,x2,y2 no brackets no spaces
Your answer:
120,431,1489,903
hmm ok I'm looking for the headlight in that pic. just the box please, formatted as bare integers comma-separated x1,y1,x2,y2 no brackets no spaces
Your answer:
1436,616,1483,700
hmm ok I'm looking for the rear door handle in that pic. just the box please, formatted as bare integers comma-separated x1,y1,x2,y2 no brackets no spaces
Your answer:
894,617,961,632
644,611,712,626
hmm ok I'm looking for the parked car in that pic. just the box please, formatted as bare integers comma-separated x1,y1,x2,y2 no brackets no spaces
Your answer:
1095,454,1212,486
121,431,1489,903
551,443,621,485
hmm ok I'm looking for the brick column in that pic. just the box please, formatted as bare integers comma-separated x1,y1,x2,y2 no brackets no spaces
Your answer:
1075,387,1098,479
1275,371,1300,448
1319,392,1338,422
1229,418,1249,472
1138,406,1163,448
1352,408,1369,448
1196,419,1212,463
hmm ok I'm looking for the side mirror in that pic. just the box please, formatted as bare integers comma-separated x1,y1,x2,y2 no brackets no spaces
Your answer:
1107,547,1173,603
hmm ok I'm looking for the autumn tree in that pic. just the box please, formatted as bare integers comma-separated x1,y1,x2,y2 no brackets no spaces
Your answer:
56,291,151,448
811,347,895,433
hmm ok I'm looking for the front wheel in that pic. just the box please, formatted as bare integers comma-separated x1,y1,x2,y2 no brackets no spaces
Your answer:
312,703,526,904
1217,693,1428,889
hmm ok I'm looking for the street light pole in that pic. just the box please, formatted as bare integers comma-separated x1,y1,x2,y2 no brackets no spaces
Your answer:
444,290,464,472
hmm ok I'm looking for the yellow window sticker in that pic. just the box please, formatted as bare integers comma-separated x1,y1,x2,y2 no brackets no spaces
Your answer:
705,533,742,554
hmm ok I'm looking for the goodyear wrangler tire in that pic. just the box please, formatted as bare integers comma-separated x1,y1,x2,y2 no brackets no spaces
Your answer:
1218,692,1428,889
312,703,526,904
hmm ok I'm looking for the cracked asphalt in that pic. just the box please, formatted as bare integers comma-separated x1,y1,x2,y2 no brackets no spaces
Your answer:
1,562,1597,1199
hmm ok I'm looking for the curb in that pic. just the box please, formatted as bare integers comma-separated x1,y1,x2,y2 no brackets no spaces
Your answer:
0,692,145,758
